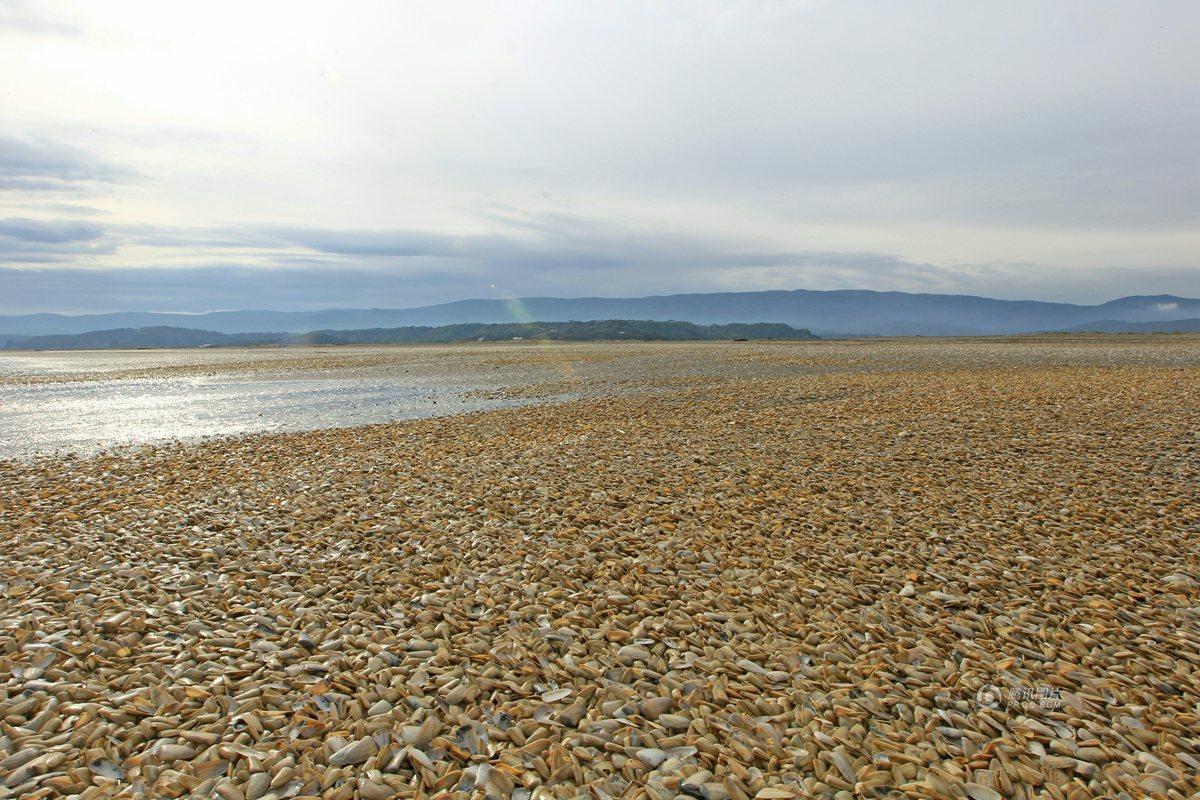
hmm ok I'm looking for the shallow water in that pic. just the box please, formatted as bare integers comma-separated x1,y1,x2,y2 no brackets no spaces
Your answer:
0,375,526,457
6,336,1197,456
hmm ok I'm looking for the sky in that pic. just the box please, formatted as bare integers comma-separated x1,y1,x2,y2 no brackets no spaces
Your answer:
1,0,1198,314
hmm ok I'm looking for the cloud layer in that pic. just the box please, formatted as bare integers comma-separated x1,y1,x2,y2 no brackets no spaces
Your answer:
3,214,1198,314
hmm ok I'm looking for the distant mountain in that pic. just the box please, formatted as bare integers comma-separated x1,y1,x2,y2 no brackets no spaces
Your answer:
1062,318,1200,333
1,289,1198,338
1,319,817,350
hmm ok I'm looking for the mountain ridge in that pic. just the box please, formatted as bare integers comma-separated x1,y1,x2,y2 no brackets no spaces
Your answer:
2,289,1198,338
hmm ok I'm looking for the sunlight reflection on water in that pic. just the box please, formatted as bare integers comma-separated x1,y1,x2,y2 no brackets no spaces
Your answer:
0,376,521,457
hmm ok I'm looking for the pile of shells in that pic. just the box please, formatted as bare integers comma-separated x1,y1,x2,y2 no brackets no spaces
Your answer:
2,340,1200,799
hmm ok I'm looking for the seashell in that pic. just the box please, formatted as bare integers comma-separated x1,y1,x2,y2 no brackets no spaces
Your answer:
328,737,377,766
636,749,668,768
658,713,691,732
965,784,1003,800
617,645,652,664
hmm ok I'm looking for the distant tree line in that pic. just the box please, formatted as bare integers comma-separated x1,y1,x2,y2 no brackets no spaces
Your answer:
2,319,818,350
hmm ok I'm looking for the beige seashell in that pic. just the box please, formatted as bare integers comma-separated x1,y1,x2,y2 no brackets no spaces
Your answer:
328,738,377,766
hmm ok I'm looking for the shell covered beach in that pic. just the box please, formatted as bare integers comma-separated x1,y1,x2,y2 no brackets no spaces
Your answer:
2,337,1199,800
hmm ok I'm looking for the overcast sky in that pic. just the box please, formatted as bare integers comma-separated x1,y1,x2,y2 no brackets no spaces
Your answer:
1,0,1197,313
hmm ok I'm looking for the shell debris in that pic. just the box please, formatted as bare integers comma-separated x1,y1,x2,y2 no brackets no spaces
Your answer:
2,338,1199,799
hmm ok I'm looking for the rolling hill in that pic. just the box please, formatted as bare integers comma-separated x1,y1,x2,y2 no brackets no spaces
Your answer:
1,289,1197,339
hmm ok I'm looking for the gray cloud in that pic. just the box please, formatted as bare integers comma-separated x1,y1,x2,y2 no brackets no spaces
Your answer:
0,216,113,264
0,217,103,243
13,202,108,217
0,262,476,314
3,258,1198,317
267,227,466,258
0,135,124,193
3,210,1198,313
260,214,818,274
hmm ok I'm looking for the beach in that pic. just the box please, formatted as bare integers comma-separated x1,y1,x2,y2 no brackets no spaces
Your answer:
2,337,1199,799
